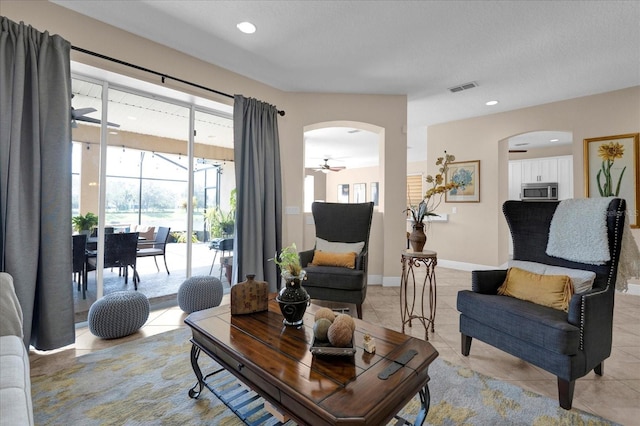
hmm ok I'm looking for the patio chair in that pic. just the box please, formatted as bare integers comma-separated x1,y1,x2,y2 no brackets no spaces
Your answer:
87,232,140,289
72,234,88,299
137,226,171,275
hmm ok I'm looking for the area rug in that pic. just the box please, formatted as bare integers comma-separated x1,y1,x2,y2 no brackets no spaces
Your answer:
31,327,618,425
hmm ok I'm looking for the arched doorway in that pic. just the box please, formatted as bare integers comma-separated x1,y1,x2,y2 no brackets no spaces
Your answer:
302,121,385,284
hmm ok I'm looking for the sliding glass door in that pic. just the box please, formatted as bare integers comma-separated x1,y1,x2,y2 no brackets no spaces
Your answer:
71,69,234,319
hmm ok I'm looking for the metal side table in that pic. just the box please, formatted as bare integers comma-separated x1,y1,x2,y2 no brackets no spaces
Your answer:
400,250,437,340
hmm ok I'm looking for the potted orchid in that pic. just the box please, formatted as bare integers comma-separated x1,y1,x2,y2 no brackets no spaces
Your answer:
405,151,459,251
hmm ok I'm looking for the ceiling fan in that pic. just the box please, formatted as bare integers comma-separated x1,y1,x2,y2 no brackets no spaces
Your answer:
71,95,120,128
314,158,346,173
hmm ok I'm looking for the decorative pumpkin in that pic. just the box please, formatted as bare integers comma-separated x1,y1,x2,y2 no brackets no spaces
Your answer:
314,307,336,323
327,320,353,347
334,314,356,332
313,318,332,341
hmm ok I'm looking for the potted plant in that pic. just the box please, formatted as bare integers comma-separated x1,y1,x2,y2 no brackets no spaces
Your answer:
405,151,459,252
204,189,236,239
72,212,99,235
270,243,310,326
270,243,303,278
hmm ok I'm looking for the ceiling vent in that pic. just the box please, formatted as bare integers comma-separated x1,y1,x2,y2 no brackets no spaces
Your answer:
448,81,478,93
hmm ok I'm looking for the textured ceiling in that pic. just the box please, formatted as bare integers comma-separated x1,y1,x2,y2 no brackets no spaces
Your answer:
55,0,640,166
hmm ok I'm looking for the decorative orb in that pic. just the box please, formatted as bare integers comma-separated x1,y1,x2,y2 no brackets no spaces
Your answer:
313,318,332,341
327,321,353,347
314,307,335,323
334,314,356,332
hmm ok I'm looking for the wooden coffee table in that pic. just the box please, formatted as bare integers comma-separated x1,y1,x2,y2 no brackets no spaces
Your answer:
185,295,438,425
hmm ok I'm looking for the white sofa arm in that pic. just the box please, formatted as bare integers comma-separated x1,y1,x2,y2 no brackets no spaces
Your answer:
0,335,33,426
0,272,23,338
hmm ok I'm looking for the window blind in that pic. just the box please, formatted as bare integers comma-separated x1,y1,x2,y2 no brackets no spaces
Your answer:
407,174,424,207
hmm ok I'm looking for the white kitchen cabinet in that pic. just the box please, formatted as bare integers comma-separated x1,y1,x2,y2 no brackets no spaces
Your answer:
509,161,523,200
521,157,558,183
509,155,573,200
556,156,574,200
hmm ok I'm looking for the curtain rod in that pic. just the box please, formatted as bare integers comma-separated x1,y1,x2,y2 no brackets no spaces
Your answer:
71,45,285,116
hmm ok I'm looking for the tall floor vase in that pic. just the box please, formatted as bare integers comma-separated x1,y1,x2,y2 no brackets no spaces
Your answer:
409,222,427,252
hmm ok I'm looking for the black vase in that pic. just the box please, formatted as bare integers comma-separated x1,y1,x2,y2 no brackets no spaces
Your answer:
276,270,310,326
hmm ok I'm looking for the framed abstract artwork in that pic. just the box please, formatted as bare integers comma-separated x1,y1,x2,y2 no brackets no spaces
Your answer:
584,133,639,228
445,160,480,203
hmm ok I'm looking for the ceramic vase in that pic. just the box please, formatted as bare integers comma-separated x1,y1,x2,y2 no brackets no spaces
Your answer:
409,221,427,252
275,270,310,326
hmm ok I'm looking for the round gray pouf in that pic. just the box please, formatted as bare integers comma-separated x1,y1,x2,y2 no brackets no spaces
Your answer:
88,291,150,339
178,276,224,313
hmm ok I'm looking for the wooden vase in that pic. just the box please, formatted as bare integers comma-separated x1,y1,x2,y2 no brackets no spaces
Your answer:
409,222,426,252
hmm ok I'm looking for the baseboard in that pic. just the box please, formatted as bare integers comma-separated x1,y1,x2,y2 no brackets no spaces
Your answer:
625,283,640,295
376,260,640,296
381,276,401,287
367,274,383,285
376,259,498,288
435,259,505,271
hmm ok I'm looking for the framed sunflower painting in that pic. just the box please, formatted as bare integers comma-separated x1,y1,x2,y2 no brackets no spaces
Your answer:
584,133,639,228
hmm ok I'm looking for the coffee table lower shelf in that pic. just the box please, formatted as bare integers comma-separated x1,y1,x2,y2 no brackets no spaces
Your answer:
188,340,430,426
188,343,290,425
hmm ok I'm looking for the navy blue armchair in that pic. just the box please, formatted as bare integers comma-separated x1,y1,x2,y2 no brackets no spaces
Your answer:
457,199,626,409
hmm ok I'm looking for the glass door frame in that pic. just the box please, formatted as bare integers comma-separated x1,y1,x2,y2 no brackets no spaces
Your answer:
72,71,233,299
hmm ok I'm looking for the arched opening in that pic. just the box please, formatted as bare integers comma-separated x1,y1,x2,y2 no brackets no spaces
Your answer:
302,121,385,284
503,130,574,256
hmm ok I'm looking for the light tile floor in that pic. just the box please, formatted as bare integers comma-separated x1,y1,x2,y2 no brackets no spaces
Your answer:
30,267,639,425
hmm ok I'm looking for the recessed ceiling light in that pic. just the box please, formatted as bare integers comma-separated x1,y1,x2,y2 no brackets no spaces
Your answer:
237,22,256,34
127,116,137,120
485,100,499,106
550,138,559,142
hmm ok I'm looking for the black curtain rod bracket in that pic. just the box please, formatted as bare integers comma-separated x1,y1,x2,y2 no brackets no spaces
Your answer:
71,45,285,116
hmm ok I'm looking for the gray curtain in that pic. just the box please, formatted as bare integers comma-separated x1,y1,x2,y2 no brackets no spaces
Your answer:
232,95,282,292
0,17,75,349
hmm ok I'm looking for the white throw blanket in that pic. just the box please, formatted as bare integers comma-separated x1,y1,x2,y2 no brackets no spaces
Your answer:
546,198,640,291
547,198,612,265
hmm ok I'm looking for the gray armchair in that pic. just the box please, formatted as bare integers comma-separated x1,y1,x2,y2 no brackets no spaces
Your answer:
299,202,374,319
457,199,626,409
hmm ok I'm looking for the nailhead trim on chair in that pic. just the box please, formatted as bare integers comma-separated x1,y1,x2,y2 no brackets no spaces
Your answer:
578,205,624,351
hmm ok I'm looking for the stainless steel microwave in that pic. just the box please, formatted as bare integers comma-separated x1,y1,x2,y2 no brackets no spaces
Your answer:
521,182,558,201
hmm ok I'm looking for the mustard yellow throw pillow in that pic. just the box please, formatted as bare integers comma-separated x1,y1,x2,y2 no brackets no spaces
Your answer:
311,251,357,269
498,267,574,312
